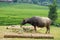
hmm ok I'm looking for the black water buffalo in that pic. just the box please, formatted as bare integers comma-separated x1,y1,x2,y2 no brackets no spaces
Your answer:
20,16,51,33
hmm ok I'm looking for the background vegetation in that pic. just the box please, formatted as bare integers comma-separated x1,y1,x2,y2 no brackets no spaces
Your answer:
0,0,60,40
0,3,48,25
0,2,60,26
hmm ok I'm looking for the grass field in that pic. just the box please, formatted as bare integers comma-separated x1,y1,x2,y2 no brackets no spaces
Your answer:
0,3,48,25
0,3,60,25
0,26,60,40
0,2,60,40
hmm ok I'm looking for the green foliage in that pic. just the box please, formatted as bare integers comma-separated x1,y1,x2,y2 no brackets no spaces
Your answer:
13,0,17,2
48,5,58,21
48,0,58,25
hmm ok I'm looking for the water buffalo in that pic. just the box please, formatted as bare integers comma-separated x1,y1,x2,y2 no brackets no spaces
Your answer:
20,16,51,34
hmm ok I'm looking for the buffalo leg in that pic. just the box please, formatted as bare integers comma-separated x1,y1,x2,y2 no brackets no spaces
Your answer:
46,25,50,34
34,26,36,32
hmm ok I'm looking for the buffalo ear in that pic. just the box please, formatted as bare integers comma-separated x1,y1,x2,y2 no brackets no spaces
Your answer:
25,18,29,22
25,19,27,22
23,18,29,22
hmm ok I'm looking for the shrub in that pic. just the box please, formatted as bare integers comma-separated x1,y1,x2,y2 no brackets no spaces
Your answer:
48,0,58,25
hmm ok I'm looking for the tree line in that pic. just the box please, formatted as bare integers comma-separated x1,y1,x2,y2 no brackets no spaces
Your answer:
13,0,52,5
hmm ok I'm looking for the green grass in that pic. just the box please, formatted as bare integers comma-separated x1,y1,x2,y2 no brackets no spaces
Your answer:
56,9,60,23
0,3,49,25
0,2,60,25
0,8,49,25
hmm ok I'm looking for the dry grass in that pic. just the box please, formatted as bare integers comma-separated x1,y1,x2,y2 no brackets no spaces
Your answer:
0,26,60,40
